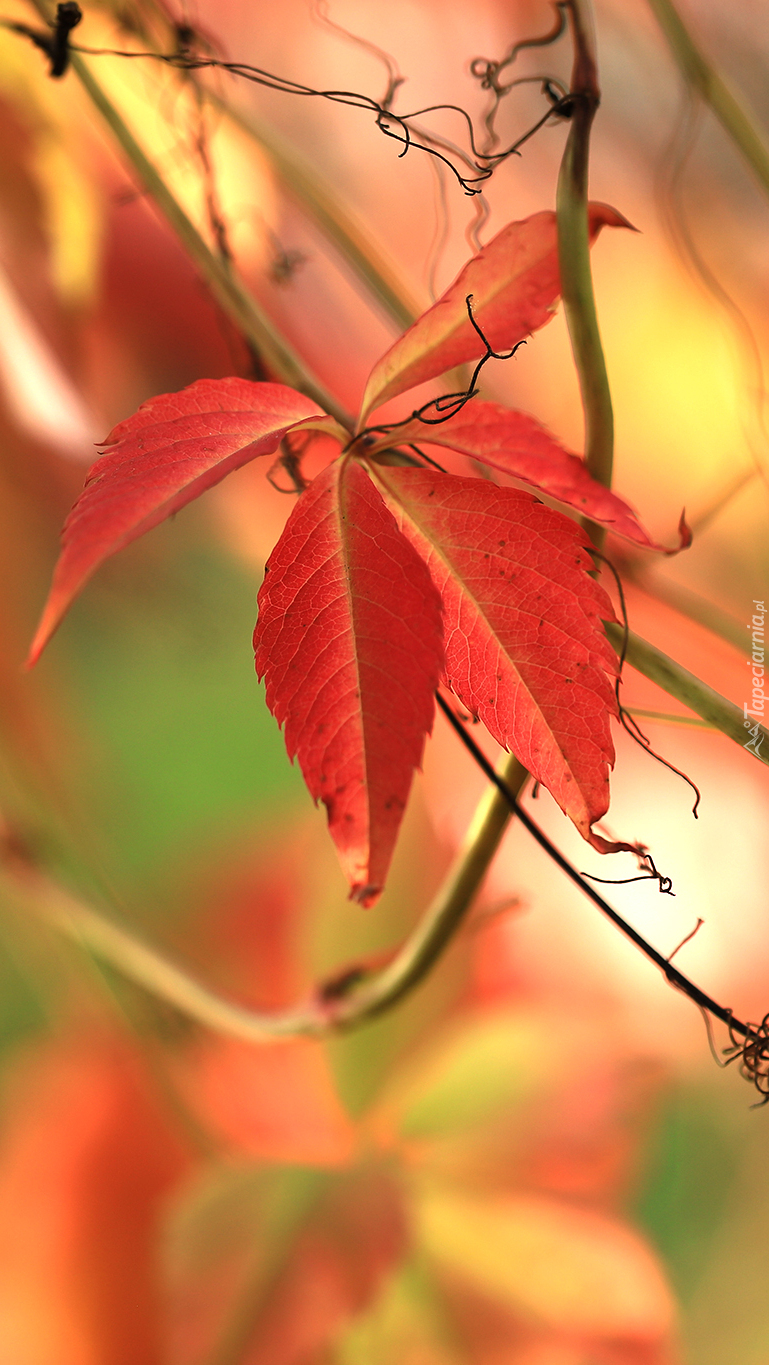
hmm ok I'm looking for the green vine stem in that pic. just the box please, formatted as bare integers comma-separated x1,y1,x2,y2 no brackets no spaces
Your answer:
0,755,527,1041
621,567,748,655
331,754,527,1027
607,623,769,764
216,98,421,334
647,0,769,200
556,0,614,498
26,0,352,429
81,0,423,334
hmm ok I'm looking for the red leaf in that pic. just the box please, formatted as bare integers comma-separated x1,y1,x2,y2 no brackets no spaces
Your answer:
27,379,327,665
172,1038,356,1165
359,204,633,423
254,457,443,905
370,465,626,852
372,401,690,552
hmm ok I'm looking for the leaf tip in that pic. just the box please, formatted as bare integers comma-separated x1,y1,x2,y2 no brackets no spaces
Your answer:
24,606,59,670
349,882,382,909
675,509,692,552
588,830,638,856
589,203,639,235
655,507,692,556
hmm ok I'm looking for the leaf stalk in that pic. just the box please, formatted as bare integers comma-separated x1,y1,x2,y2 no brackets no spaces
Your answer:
0,752,526,1040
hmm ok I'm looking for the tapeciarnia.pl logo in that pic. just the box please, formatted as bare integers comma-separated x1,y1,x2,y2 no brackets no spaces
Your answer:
744,599,765,756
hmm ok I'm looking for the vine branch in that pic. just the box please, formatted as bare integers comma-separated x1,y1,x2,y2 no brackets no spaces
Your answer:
607,623,769,765
23,0,352,429
434,695,769,1095
556,0,615,516
647,0,769,201
4,711,768,1098
0,754,527,1040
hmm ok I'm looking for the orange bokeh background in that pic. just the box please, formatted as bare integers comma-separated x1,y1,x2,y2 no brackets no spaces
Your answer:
0,0,767,1361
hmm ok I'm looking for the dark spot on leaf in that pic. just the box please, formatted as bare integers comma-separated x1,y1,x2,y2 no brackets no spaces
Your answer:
352,884,380,906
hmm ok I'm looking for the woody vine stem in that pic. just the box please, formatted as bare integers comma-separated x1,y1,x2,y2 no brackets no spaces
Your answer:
1,0,768,1080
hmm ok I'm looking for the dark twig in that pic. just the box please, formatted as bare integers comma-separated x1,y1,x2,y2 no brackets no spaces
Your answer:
5,0,81,76
435,689,769,1101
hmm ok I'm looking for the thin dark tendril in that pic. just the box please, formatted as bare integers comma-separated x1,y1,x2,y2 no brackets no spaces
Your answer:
435,690,769,1103
470,1,571,154
362,296,525,444
725,1013,769,1106
697,1007,769,1104
71,46,503,191
668,916,704,962
407,443,447,473
583,848,674,895
0,9,576,195
582,854,674,896
594,551,702,818
267,430,312,493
